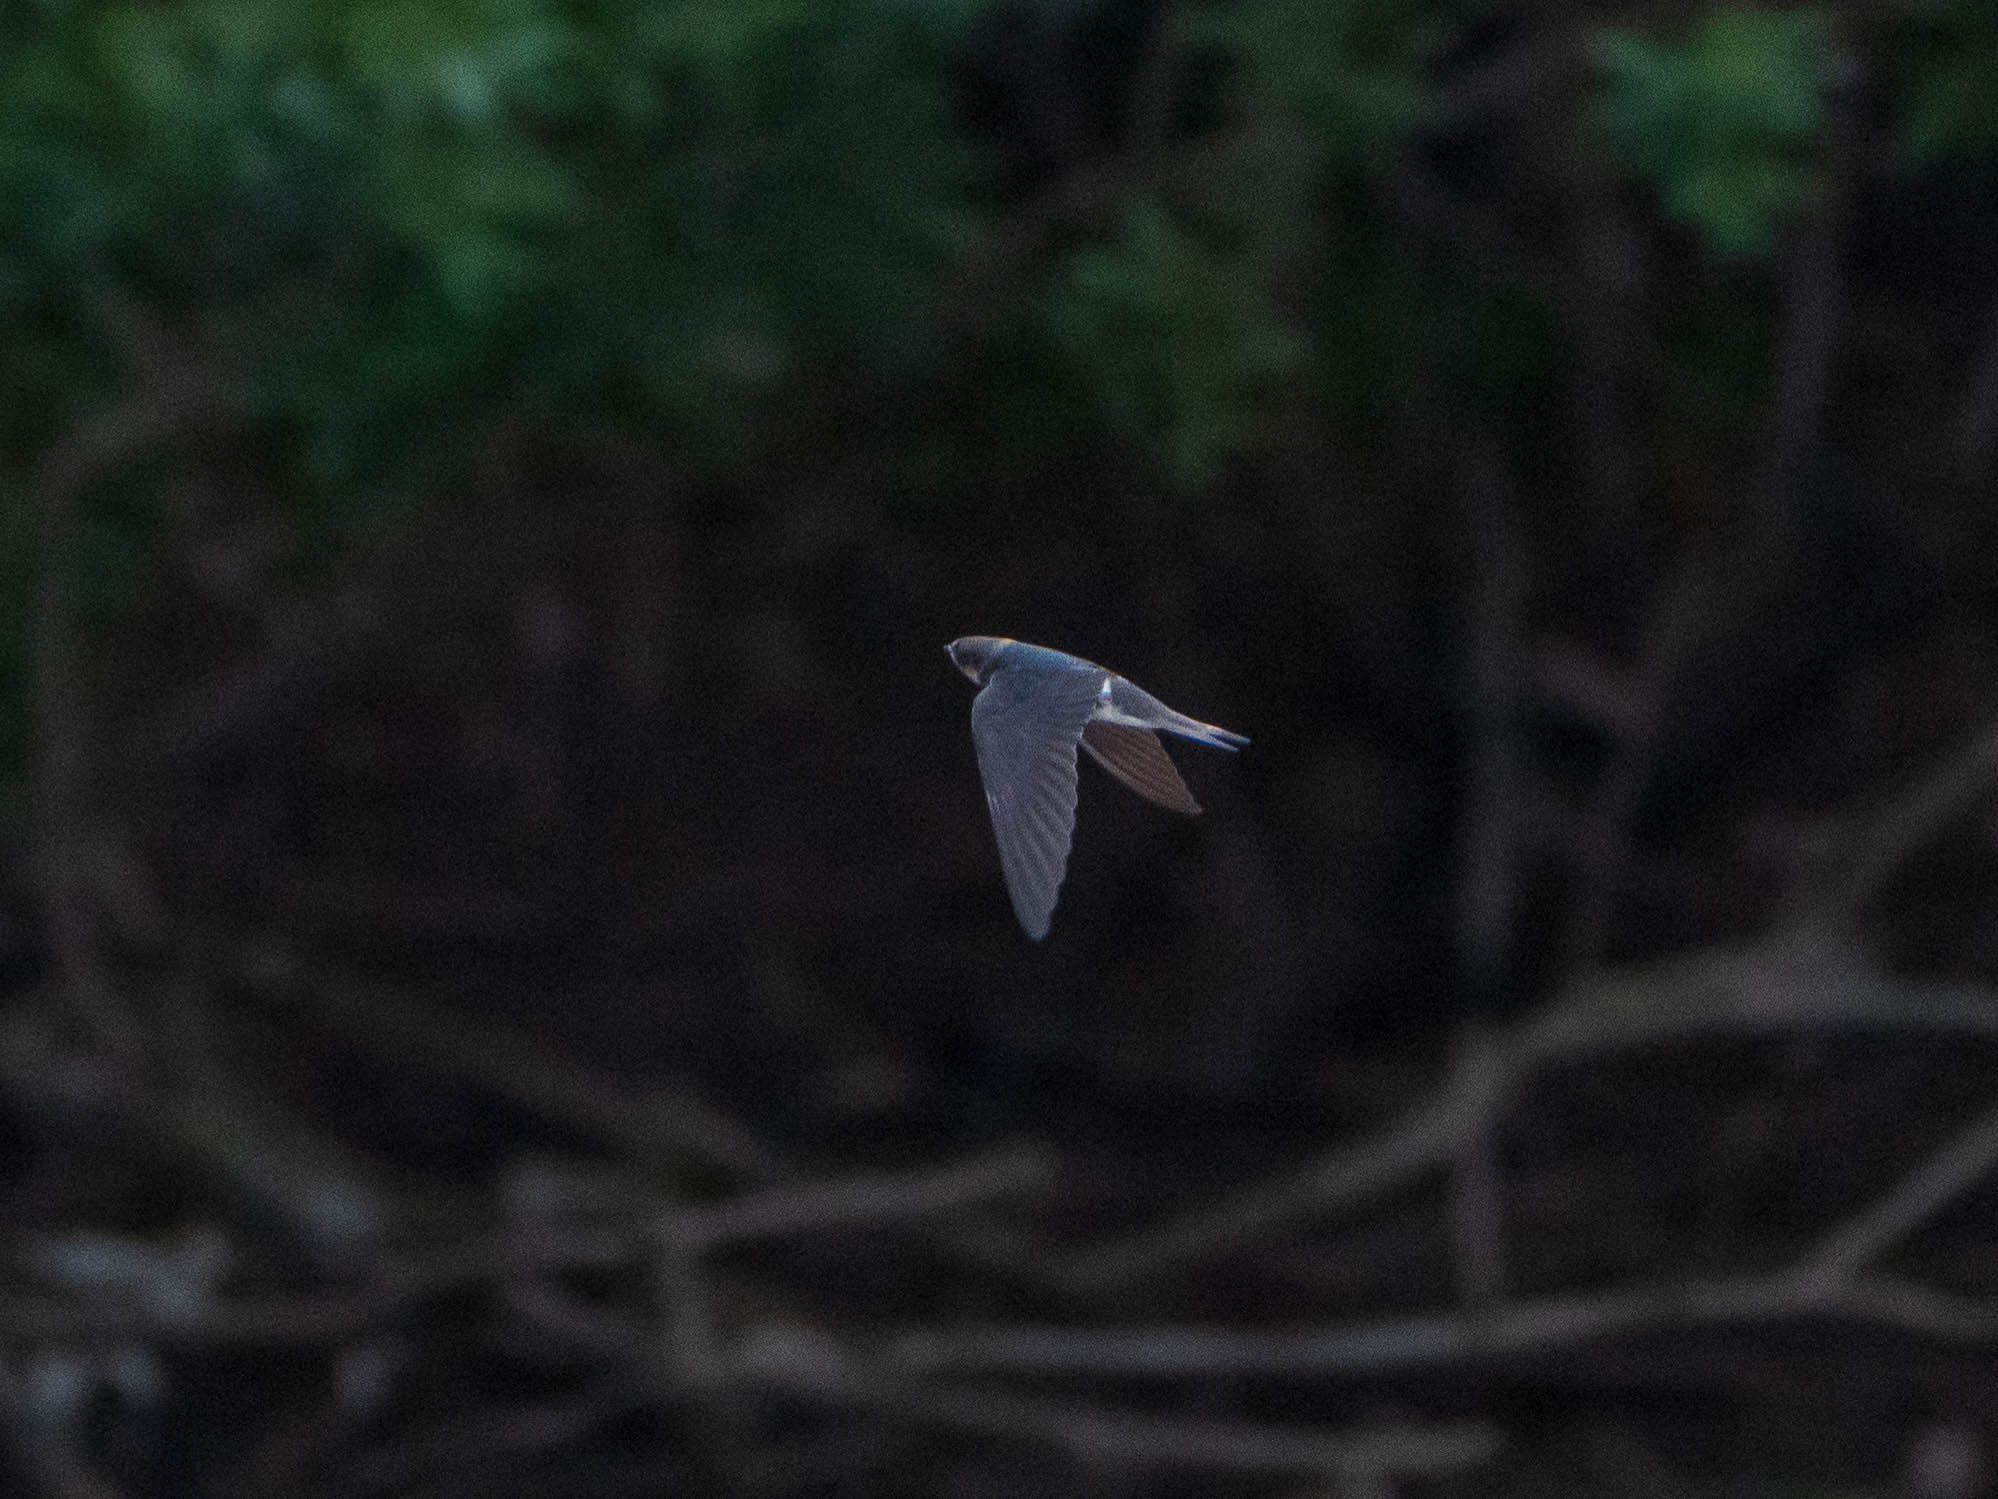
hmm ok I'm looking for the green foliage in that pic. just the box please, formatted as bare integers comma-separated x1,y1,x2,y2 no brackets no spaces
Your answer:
1192,0,1439,170
1043,199,1307,491
0,0,980,492
1900,0,1998,167
0,0,994,775
5,0,1996,662
1598,7,1831,257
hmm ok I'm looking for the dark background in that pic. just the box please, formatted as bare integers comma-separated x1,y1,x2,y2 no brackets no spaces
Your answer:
5,0,1998,1493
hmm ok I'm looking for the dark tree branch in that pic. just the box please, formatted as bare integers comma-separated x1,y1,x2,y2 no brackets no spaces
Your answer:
25,299,226,1059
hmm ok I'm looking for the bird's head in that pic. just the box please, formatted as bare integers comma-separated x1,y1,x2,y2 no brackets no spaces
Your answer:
946,636,1009,685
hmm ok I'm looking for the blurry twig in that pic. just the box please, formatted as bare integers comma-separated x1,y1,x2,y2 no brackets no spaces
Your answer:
502,1274,650,1362
228,941,1085,1287
348,1378,652,1496
1548,38,1870,978
1956,295,1998,472
672,1145,1052,1250
1528,637,1656,744
1780,712,1998,931
0,1354,132,1499
0,1277,433,1346
1428,26,1577,126
1552,21,1642,532
230,953,785,1182
1062,939,1998,1289
2,999,387,1267
154,1082,387,1267
1385,152,1559,301
1447,1022,1507,1307
1552,563,1714,976
924,32,1294,371
1784,1095,1998,1292
25,298,225,1059
738,1323,1502,1481
924,159,1128,363
652,1215,726,1396
1061,1079,1468,1292
882,1274,1998,1383
1759,30,1865,535
145,589,384,760
989,5,1104,172
1454,430,1531,992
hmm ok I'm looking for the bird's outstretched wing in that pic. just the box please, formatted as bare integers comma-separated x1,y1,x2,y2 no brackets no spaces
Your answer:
970,665,1103,938
1081,721,1201,814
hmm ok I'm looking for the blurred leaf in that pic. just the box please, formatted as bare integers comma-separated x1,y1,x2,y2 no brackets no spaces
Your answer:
1194,0,1443,169
1598,7,1830,257
0,0,981,496
1044,199,1308,490
371,134,581,316
877,0,1006,40
721,24,974,356
1900,1,1998,166
636,0,818,90
338,0,573,120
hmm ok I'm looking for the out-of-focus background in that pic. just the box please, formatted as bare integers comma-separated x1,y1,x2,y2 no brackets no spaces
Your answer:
4,0,1998,1493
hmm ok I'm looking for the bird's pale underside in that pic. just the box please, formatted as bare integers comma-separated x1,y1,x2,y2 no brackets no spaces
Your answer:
947,636,1248,938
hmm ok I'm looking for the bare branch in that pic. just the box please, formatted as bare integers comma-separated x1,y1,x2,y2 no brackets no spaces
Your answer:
1759,32,1867,532
1064,940,1998,1290
25,301,226,1059
0,1352,133,1499
882,1275,1998,1383
674,1145,1053,1250
1955,294,1998,472
1781,712,1998,931
1447,1022,1509,1306
1454,430,1532,990
738,1323,1502,1480
228,955,786,1182
1786,1095,1998,1292
1553,563,1715,976
1061,1081,1469,1292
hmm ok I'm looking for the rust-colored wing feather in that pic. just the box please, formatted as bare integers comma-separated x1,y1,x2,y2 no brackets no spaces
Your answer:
1081,721,1201,815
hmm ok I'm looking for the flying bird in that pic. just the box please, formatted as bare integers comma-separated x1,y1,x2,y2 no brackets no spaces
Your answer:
946,636,1249,938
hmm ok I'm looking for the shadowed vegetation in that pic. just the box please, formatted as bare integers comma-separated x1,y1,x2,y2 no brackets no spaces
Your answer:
4,0,1998,1494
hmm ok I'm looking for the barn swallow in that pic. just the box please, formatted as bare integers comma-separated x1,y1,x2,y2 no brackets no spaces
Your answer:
947,636,1249,938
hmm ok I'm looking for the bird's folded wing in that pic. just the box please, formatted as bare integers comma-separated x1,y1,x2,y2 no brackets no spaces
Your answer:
1081,721,1201,814
970,668,1103,938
